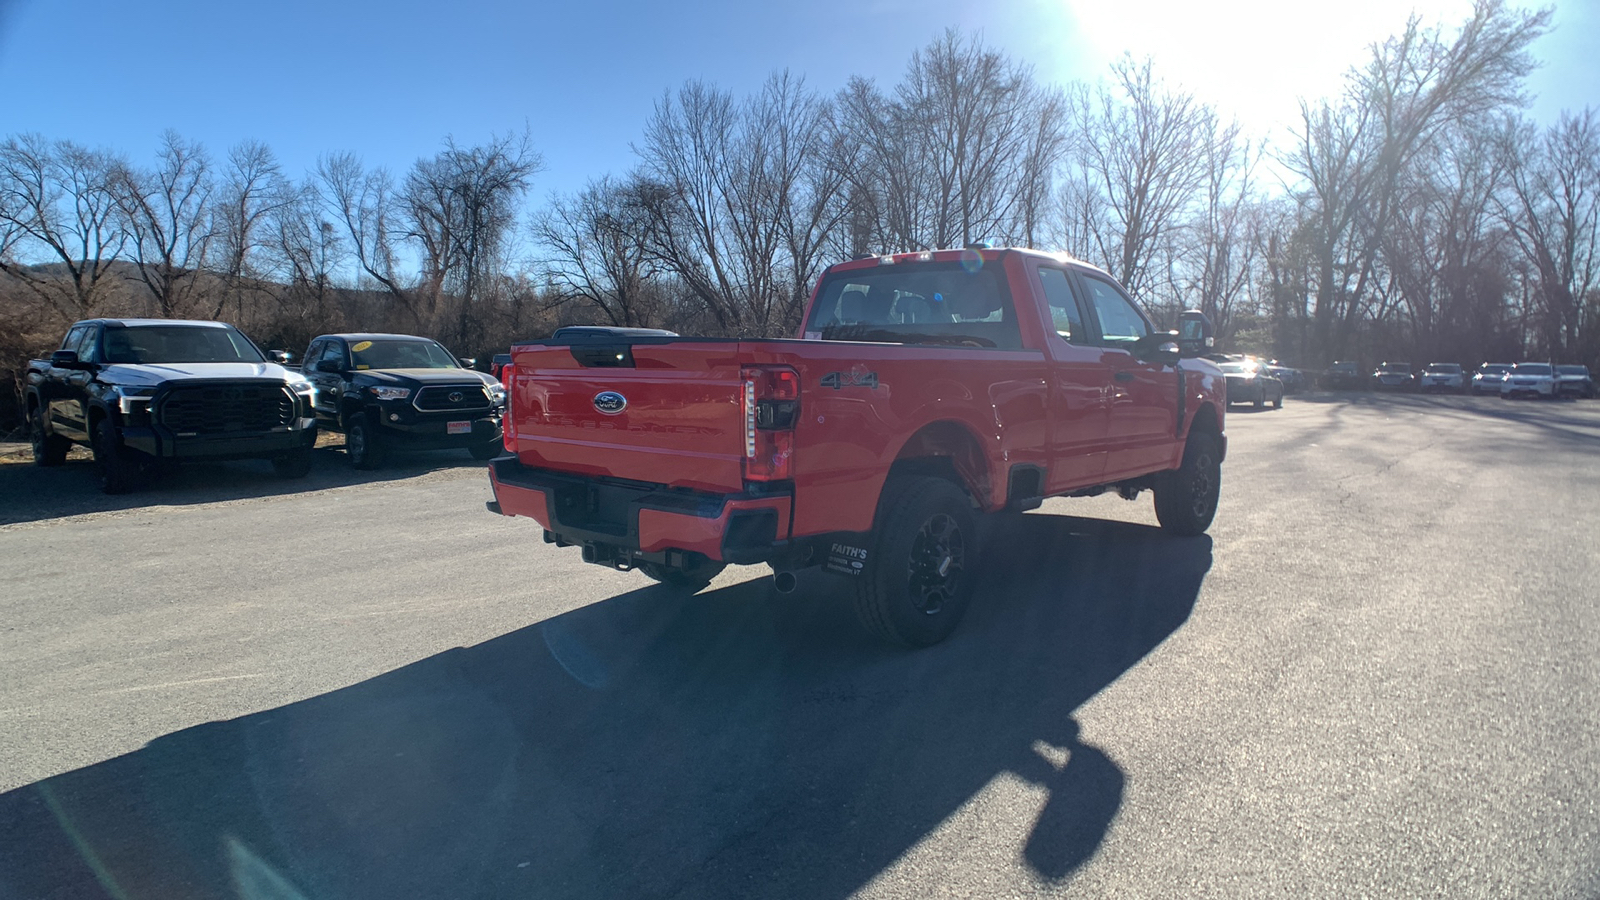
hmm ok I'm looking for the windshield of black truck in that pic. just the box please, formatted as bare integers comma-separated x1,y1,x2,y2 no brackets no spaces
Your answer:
804,263,1020,349
349,339,460,369
101,326,265,364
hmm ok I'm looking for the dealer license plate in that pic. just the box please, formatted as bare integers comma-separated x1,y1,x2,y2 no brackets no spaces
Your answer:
447,421,472,435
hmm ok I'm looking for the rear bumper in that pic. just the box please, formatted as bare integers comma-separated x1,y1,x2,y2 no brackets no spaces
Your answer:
487,457,792,564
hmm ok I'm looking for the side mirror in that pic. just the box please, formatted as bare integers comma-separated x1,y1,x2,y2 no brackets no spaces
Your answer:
315,359,342,374
459,357,477,369
1176,310,1215,358
267,350,291,364
51,349,90,369
1132,331,1181,365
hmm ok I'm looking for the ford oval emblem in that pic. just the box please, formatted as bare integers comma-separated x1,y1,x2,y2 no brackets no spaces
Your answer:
593,391,627,415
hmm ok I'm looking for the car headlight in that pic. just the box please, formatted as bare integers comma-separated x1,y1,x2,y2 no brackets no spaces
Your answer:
370,386,412,401
287,377,314,395
488,384,506,406
111,385,158,415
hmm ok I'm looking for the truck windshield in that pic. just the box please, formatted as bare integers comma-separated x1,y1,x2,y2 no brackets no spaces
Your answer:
349,339,460,369
101,326,265,364
804,263,1020,349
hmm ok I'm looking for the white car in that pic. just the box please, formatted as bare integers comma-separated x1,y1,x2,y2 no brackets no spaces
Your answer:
1501,362,1558,399
1471,363,1511,395
1418,362,1466,393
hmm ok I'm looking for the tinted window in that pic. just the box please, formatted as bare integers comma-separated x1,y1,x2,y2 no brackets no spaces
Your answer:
1078,273,1149,346
101,326,265,364
319,341,348,367
302,340,324,366
348,338,459,369
805,262,1020,350
60,326,86,354
1037,267,1084,344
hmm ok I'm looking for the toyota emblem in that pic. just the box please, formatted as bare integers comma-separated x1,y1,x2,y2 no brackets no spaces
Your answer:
593,391,627,415
448,391,464,403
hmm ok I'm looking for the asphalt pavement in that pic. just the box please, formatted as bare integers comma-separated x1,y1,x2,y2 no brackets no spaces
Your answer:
1,394,1597,899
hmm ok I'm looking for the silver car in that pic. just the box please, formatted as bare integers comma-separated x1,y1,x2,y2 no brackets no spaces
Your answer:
1501,362,1558,399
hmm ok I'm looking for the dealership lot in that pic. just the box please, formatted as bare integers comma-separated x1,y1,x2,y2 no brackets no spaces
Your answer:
2,394,1598,899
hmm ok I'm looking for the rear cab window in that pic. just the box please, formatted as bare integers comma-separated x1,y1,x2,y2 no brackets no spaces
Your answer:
804,261,1021,350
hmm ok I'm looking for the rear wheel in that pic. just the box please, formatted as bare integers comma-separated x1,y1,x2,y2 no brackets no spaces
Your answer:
639,557,726,592
853,476,979,648
345,416,385,470
30,407,70,467
1272,388,1284,409
1154,432,1221,537
92,417,140,495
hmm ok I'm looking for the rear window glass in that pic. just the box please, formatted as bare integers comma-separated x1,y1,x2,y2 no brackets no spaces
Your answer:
804,262,1020,350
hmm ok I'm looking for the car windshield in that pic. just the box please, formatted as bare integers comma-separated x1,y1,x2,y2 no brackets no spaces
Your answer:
1557,365,1588,375
1218,363,1254,374
1480,365,1511,374
1513,363,1552,375
101,325,265,364
348,338,460,369
1378,363,1411,373
804,262,1019,349
1424,364,1460,373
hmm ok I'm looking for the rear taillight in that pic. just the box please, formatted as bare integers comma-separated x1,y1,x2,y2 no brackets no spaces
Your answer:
501,363,517,454
741,366,798,481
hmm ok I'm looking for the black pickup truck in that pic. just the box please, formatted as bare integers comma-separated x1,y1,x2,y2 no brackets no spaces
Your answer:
299,333,505,468
26,318,318,493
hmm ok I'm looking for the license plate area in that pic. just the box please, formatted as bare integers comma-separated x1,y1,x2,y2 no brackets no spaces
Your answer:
447,420,472,435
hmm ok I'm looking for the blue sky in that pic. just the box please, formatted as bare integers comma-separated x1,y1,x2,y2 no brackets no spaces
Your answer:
0,0,1593,202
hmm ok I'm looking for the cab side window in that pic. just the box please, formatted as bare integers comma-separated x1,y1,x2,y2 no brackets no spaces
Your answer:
303,340,324,368
60,326,86,354
1037,267,1086,344
1079,273,1149,348
73,325,101,362
319,341,347,369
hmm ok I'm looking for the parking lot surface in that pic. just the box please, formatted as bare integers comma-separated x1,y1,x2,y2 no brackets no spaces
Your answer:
2,394,1598,899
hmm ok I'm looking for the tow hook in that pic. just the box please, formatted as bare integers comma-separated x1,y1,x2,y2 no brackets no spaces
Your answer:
772,571,798,594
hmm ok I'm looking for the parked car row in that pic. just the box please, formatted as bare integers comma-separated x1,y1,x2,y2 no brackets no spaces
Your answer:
1317,360,1595,398
25,317,508,493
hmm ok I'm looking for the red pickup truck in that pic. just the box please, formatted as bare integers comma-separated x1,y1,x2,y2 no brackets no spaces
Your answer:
488,247,1226,645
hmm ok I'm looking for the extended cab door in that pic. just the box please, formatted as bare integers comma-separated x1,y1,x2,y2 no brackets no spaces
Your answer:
1073,269,1181,478
48,324,95,441
1029,261,1111,491
305,339,347,426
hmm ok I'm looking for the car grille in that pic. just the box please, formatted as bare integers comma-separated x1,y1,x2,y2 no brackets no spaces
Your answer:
414,384,491,412
159,384,296,434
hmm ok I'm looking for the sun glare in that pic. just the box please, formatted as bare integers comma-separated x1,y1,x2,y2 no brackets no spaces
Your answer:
1056,0,1480,135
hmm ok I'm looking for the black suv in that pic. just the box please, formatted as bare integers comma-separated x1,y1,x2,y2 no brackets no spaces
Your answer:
301,333,505,468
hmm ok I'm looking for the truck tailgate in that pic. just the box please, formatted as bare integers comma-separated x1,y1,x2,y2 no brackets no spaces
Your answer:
508,341,747,493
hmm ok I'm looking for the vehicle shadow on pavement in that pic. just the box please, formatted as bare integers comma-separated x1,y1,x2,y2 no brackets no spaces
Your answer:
0,446,486,527
0,516,1211,900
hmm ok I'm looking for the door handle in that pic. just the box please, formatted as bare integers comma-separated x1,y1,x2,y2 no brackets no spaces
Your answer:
1113,371,1135,383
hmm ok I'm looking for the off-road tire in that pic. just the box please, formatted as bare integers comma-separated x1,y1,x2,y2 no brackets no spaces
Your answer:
853,476,979,648
30,407,70,467
1154,432,1221,537
92,417,140,495
346,415,385,470
1273,390,1283,409
271,448,313,478
639,557,726,592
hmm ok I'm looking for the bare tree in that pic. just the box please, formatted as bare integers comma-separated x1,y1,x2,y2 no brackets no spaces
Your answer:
535,176,664,328
317,152,411,320
0,134,127,322
211,140,290,319
1284,0,1551,361
112,130,216,318
399,131,542,345
1067,57,1220,309
1498,108,1600,359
